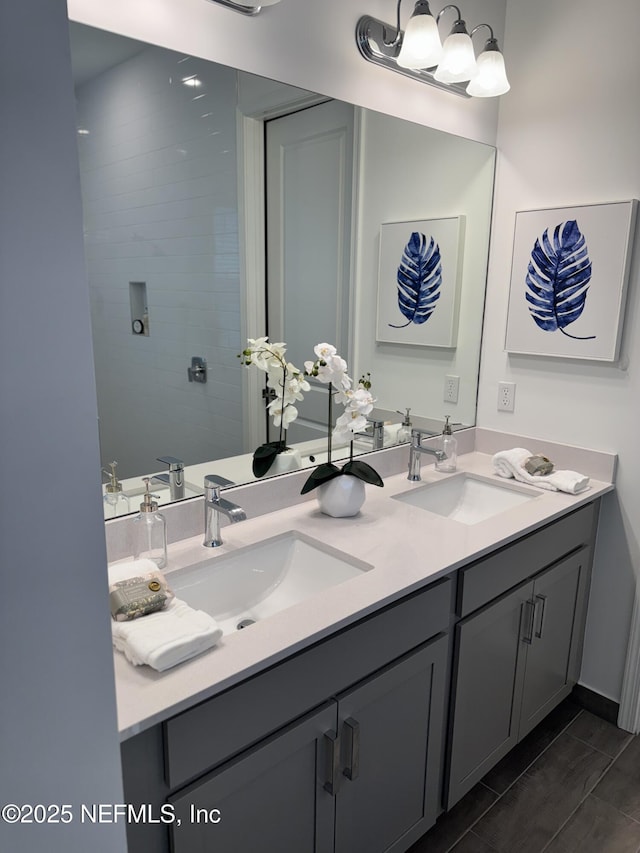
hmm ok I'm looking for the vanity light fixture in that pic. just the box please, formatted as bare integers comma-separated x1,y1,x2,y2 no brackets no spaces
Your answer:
205,0,280,16
466,25,510,97
433,6,476,84
356,1,509,98
397,1,442,69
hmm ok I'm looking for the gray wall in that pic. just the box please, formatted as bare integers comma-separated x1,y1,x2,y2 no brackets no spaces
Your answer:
0,2,127,851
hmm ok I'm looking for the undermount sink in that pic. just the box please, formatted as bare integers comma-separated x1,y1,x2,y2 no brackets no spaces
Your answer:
393,473,540,524
167,531,372,635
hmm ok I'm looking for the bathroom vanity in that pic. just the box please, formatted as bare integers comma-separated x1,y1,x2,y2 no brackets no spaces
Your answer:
123,578,451,853
114,453,610,853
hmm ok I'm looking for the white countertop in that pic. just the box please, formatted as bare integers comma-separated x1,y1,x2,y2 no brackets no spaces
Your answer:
113,451,614,740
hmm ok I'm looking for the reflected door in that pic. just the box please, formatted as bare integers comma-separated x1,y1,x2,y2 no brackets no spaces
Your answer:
265,100,354,444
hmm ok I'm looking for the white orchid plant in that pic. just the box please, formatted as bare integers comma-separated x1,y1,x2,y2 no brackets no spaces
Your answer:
240,337,310,477
301,342,383,495
241,338,384,491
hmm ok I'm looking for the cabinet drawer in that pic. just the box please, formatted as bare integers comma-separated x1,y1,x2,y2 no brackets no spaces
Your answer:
164,576,452,790
457,503,597,618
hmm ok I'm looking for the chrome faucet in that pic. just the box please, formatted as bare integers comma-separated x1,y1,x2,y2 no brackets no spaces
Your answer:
408,428,445,481
355,417,385,450
152,456,185,501
203,474,247,547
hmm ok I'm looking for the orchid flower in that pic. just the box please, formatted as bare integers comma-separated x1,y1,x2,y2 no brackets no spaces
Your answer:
241,338,308,442
306,343,377,452
304,343,351,392
333,386,376,442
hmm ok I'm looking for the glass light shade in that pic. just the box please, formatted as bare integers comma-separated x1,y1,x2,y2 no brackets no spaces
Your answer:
234,0,280,5
434,32,477,83
397,14,443,69
466,49,510,97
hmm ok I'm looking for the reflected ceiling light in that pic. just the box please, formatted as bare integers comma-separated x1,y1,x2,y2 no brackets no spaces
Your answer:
205,0,280,16
355,0,509,98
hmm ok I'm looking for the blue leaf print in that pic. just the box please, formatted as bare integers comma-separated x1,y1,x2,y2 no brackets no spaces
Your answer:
389,231,442,329
525,220,595,340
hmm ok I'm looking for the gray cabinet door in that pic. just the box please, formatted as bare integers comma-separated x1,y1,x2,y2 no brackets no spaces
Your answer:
334,635,448,853
447,580,533,808
169,702,336,853
518,548,586,739
447,546,591,809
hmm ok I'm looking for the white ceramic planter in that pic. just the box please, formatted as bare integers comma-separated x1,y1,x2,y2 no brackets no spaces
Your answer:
317,475,366,518
267,448,303,476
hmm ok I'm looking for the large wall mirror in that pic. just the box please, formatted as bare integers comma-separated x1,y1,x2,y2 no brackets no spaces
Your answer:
69,22,496,516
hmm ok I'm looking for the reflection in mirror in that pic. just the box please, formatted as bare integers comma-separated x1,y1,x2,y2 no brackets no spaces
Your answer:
69,23,495,515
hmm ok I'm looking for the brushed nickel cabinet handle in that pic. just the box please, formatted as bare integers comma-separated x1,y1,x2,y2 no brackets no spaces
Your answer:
343,717,360,781
534,594,547,639
521,599,535,645
323,730,341,795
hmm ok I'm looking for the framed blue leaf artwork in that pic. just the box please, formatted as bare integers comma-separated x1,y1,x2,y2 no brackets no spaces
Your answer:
505,200,638,361
376,217,464,347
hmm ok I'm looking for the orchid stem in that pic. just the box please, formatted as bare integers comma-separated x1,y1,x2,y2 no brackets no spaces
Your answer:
327,383,333,464
279,362,286,448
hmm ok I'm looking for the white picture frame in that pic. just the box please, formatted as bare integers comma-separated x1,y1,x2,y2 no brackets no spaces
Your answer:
505,200,638,361
376,217,464,347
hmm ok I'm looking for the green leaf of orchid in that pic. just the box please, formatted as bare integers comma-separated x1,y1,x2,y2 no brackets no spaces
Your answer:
300,462,342,495
341,459,384,487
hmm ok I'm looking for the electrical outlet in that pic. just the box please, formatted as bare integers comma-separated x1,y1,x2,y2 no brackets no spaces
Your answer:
498,381,516,412
444,374,460,403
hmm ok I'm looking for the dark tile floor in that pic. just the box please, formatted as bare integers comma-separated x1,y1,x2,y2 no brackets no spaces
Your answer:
409,698,640,853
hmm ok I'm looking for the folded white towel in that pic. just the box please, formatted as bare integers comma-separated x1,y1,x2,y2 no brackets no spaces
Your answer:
111,598,223,671
108,560,223,672
492,448,590,495
109,558,159,585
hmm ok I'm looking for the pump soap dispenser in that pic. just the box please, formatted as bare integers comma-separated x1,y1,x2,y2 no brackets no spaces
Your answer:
132,478,168,569
396,409,413,444
102,461,130,518
435,415,457,473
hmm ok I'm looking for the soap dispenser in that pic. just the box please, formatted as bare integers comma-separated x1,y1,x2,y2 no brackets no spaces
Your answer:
132,477,168,569
396,408,413,444
435,415,457,473
102,461,130,518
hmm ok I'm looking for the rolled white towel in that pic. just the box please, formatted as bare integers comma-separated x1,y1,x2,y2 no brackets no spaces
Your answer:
108,559,223,671
492,448,534,480
492,449,590,494
492,448,558,490
546,470,590,494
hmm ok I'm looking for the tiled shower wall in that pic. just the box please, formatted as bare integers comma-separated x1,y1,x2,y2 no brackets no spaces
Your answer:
76,45,244,479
